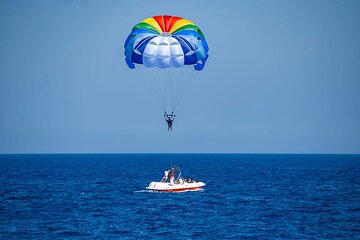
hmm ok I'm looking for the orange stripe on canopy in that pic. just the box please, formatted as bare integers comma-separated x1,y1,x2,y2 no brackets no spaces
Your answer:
167,16,182,33
153,16,166,32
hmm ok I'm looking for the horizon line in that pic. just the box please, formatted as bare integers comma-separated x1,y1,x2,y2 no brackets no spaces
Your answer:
0,152,359,155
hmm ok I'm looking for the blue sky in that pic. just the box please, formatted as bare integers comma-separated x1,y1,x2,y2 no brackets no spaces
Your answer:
0,0,359,153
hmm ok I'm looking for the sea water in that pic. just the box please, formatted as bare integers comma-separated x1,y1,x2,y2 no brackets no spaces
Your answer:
0,154,359,239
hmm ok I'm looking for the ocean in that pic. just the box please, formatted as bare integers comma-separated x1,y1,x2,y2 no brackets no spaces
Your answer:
0,154,359,239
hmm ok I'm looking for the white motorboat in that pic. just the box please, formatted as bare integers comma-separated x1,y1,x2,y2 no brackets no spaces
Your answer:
146,166,205,192
146,181,205,192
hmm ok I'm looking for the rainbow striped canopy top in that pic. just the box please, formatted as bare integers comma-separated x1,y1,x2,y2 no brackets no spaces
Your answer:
124,15,209,71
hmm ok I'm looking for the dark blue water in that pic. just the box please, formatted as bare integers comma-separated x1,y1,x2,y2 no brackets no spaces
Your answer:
1,154,360,239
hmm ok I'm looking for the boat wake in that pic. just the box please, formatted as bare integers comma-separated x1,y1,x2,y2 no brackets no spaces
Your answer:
133,190,153,193
134,188,204,194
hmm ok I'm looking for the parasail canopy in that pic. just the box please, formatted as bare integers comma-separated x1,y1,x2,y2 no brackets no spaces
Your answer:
124,15,209,71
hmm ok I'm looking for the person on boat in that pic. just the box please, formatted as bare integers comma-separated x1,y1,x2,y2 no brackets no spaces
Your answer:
164,111,176,131
162,169,170,182
169,168,175,184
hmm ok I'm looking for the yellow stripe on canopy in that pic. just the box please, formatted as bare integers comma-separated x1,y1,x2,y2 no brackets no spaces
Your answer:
169,19,195,33
142,17,163,33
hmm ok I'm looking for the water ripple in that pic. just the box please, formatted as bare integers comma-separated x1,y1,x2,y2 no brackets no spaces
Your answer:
0,154,359,239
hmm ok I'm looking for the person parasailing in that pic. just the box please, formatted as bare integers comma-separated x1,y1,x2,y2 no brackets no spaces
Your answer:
124,15,209,133
164,111,176,131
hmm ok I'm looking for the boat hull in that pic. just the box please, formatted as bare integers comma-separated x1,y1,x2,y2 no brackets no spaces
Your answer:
146,181,205,192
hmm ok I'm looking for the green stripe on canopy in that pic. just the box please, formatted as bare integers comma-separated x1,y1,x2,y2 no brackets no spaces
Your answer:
172,24,205,38
132,22,160,34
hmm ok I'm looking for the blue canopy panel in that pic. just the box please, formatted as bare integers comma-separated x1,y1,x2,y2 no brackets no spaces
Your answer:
124,29,158,48
175,36,207,71
124,31,157,69
172,30,209,54
131,36,155,64
173,36,197,66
